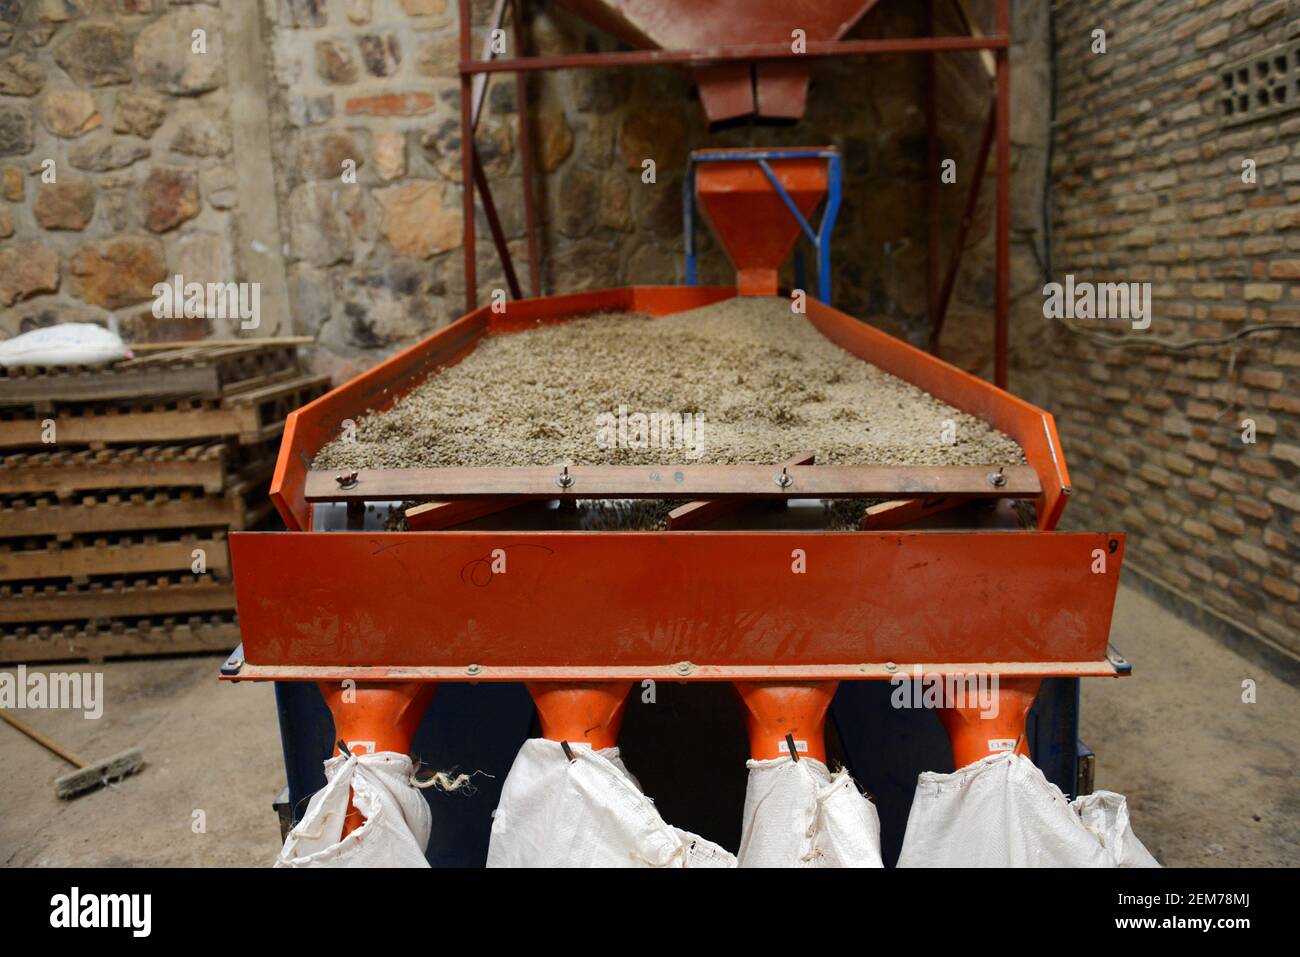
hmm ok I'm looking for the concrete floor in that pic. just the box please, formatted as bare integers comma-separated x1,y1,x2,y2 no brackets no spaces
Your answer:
1081,585,1299,867
0,657,282,867
0,581,1296,867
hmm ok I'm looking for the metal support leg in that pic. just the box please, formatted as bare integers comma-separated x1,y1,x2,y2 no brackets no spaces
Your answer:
818,152,842,304
512,0,540,297
458,0,477,313
994,0,1011,388
926,0,941,349
683,163,697,286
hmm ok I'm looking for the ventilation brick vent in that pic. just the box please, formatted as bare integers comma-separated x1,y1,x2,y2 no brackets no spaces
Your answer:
1218,39,1300,127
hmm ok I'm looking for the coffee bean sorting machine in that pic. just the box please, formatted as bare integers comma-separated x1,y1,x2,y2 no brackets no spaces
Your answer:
221,142,1129,864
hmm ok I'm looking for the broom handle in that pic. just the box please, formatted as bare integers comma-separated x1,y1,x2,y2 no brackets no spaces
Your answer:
127,337,314,352
0,710,87,769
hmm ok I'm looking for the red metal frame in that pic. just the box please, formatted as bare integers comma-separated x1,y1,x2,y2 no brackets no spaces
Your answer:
993,0,1011,389
463,34,1010,73
457,0,1014,387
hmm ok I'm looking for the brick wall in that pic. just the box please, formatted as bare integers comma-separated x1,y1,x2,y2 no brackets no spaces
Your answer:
1035,0,1300,654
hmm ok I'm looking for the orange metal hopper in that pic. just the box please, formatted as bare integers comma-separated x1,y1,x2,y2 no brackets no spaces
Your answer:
552,0,881,123
694,151,829,297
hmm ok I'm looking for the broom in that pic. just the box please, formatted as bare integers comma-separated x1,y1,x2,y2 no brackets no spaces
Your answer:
0,709,144,799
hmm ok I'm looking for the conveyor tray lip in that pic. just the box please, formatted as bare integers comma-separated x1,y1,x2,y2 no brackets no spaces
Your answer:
268,286,1070,533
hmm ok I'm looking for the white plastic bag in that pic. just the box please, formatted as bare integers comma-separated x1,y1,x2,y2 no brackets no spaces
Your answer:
275,752,431,868
487,739,736,868
0,323,130,368
898,751,1158,868
738,757,884,868
1073,789,1160,867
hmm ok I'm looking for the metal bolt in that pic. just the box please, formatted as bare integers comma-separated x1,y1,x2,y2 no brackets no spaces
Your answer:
227,657,243,671
987,467,1007,488
775,466,794,489
336,471,359,489
556,465,575,490
883,661,899,673
675,661,693,676
465,663,481,676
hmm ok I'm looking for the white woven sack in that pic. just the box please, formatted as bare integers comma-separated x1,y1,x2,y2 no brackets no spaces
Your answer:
1072,789,1160,867
487,739,735,868
898,751,1157,867
738,757,884,868
0,323,129,368
275,752,432,868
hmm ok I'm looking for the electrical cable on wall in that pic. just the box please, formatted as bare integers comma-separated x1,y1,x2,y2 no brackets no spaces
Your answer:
1054,319,1300,353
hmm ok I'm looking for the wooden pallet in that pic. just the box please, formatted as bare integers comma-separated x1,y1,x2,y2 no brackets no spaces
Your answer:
0,490,272,539
0,341,311,663
0,614,240,664
0,343,301,407
0,373,330,449
0,575,235,625
0,443,230,496
0,531,230,583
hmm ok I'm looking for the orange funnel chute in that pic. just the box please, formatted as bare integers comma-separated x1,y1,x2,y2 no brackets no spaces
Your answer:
527,682,633,750
937,677,1042,770
318,681,437,837
735,681,838,762
694,150,831,297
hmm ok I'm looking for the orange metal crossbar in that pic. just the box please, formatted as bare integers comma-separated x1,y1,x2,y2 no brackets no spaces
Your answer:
226,530,1124,680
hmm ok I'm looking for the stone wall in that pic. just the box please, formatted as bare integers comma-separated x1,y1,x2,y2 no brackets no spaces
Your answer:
0,0,258,341
1029,0,1300,654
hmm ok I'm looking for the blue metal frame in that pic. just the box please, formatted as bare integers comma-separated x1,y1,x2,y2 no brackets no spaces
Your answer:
683,147,843,305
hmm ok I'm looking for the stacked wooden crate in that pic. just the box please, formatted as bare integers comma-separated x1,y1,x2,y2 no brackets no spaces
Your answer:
0,343,329,664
